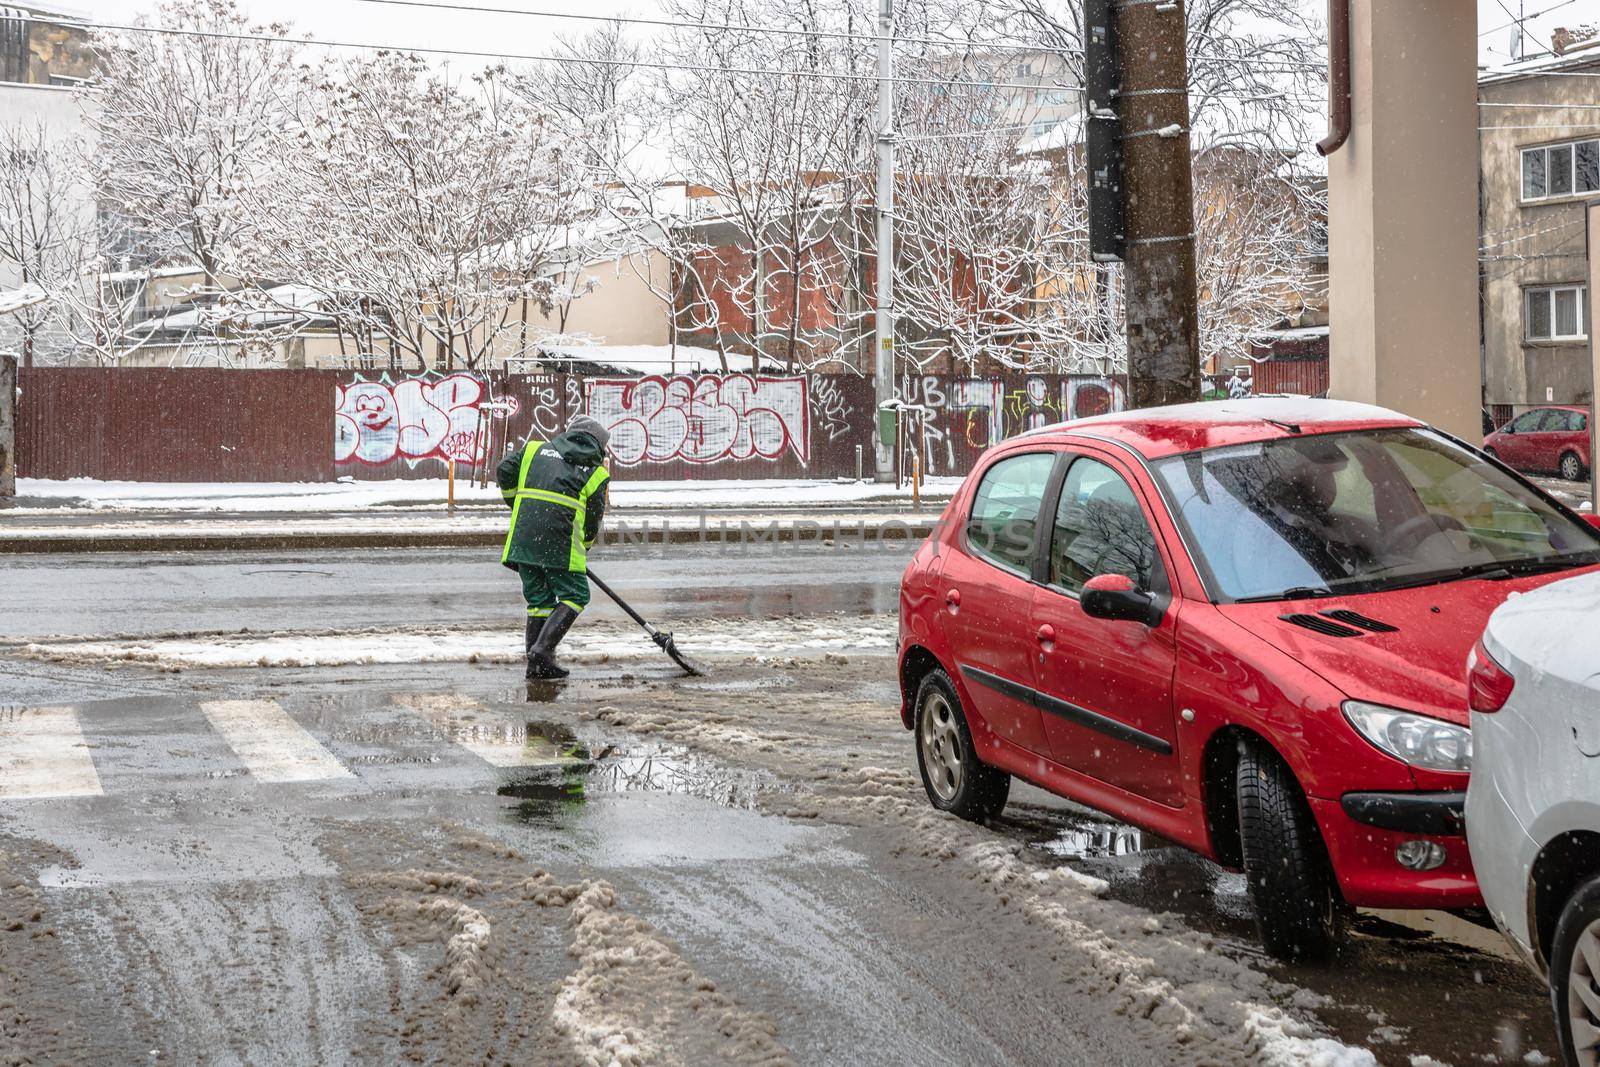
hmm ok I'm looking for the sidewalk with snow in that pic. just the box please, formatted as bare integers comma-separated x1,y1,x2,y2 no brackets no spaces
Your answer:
4,476,964,515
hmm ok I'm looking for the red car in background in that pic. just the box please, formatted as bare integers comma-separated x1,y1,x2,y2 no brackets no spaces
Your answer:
1484,405,1591,482
898,399,1600,961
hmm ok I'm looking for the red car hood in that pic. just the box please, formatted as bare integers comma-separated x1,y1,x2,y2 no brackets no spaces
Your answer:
1216,567,1600,726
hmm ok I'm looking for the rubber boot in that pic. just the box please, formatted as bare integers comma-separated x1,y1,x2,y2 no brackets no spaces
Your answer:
524,616,544,680
528,604,579,680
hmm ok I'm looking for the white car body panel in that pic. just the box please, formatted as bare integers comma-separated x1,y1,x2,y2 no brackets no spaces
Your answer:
1466,570,1600,978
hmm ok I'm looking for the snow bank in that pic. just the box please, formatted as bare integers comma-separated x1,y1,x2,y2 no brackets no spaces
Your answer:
1246,1009,1378,1067
21,617,898,670
553,881,792,1066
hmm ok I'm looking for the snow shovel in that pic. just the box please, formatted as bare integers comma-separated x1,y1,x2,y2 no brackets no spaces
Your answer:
586,569,705,677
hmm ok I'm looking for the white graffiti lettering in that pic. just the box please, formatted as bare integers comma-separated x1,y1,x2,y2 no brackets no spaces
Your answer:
809,377,855,442
335,374,500,466
585,374,811,466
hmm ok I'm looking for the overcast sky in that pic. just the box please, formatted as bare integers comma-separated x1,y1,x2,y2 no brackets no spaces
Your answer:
49,0,1600,74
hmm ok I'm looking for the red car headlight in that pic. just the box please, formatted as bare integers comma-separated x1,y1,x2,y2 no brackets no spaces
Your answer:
1342,701,1473,774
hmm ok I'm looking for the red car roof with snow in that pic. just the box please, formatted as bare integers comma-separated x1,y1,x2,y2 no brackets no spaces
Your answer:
1024,398,1425,460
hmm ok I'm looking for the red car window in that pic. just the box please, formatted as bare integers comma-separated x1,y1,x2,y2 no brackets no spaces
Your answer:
1049,458,1162,593
966,451,1056,574
1152,427,1600,602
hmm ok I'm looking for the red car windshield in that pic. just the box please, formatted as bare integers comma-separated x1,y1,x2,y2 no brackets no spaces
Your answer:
1150,427,1600,602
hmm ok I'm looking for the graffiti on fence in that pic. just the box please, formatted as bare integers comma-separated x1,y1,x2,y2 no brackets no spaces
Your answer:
523,375,571,439
1065,376,1124,420
896,372,1127,474
335,374,516,466
809,376,856,442
584,374,811,466
1004,376,1068,433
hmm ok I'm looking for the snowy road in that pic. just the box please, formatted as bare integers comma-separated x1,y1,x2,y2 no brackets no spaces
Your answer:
0,544,1563,1065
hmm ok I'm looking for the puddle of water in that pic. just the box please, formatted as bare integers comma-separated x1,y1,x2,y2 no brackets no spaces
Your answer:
493,724,780,827
1036,822,1148,861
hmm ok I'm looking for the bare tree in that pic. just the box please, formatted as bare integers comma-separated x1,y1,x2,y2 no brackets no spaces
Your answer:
518,21,641,173
236,51,593,372
0,121,82,367
517,28,735,369
86,0,301,288
653,0,871,370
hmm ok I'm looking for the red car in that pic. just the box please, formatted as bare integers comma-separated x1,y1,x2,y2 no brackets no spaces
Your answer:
1483,404,1591,482
897,398,1600,960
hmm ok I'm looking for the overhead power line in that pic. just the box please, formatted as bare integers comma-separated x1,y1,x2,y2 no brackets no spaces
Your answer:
1479,0,1577,38
25,13,1318,103
14,14,1079,91
341,0,1078,56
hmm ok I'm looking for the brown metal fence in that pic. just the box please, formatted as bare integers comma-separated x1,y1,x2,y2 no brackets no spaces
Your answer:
1254,359,1330,396
17,368,334,482
17,367,1136,483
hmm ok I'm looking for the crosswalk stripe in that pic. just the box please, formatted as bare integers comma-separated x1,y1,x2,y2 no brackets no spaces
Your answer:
0,706,105,800
199,700,354,784
392,693,571,768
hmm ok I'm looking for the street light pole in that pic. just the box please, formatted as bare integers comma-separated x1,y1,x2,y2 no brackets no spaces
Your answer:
873,0,896,482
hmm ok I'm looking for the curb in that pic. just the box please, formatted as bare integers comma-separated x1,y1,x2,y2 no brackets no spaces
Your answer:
0,517,942,554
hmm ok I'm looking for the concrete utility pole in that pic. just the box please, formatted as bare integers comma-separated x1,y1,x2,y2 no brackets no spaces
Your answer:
0,352,16,499
1325,0,1479,440
872,0,896,482
1115,0,1201,408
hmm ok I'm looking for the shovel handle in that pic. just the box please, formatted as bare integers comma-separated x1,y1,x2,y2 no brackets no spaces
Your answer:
586,569,655,633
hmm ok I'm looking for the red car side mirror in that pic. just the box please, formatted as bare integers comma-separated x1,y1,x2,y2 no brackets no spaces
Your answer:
1081,574,1163,627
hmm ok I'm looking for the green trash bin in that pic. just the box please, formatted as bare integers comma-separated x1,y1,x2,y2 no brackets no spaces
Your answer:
877,404,898,449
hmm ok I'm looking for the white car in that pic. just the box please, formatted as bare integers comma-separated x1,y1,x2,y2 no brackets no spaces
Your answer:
1466,569,1600,1067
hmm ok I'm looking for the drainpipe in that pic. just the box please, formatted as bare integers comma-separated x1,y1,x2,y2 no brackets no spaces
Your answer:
1317,0,1351,156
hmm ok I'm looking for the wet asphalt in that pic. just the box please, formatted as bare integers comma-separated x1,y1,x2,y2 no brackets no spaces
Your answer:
0,670,1173,1066
0,543,1564,1065
0,541,911,642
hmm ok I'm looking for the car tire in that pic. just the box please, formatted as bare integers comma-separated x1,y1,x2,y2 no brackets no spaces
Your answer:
914,668,1009,823
1560,451,1587,483
1237,738,1344,962
1485,447,1500,462
1550,874,1600,1067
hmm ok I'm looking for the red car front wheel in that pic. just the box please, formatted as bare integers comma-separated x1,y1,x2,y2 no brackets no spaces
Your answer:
1237,738,1345,962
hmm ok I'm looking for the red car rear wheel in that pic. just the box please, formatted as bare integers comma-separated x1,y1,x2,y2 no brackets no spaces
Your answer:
914,669,1009,824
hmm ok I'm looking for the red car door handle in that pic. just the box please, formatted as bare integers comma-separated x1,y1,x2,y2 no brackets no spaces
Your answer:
945,589,961,607
1036,624,1055,643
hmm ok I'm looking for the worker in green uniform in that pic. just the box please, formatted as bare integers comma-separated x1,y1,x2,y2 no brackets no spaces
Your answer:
497,415,611,680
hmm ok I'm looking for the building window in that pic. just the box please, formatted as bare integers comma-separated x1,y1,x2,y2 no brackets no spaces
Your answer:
1522,139,1600,201
1525,284,1586,341
0,12,27,84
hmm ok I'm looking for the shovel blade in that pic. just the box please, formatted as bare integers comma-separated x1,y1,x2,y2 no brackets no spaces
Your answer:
653,631,706,677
